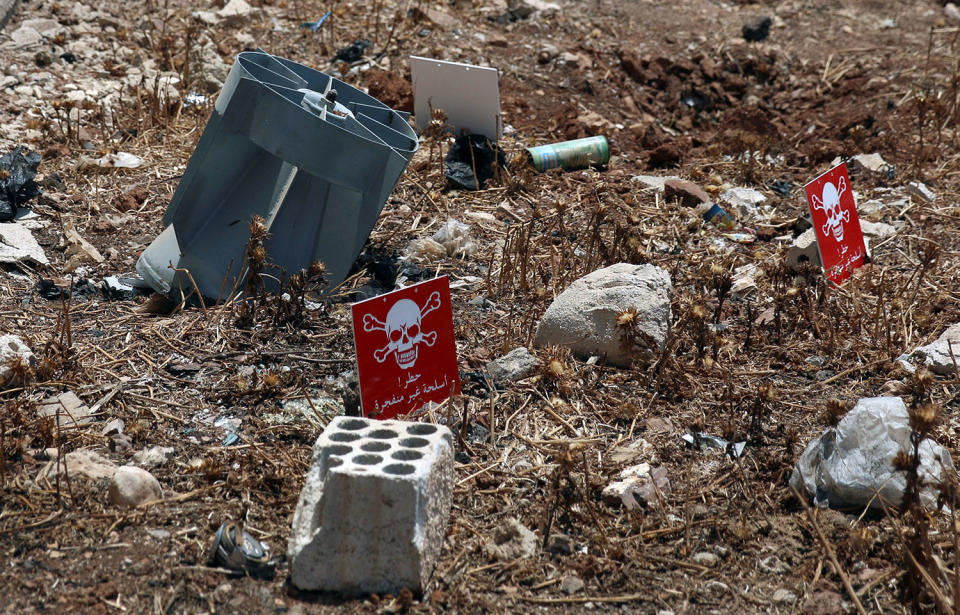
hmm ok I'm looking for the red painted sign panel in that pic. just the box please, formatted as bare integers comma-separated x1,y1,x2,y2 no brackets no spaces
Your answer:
804,163,867,284
351,276,460,420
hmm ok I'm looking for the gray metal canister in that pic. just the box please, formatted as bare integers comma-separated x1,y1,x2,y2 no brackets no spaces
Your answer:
526,136,609,172
136,51,418,301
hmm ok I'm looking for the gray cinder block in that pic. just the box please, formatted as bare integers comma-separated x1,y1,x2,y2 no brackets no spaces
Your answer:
289,416,454,595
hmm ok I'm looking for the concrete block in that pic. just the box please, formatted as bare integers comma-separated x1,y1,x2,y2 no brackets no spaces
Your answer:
289,416,454,595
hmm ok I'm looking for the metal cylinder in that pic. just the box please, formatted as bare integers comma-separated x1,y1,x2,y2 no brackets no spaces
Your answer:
527,135,609,172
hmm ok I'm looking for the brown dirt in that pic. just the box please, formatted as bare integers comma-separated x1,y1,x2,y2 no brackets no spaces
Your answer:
1,0,960,613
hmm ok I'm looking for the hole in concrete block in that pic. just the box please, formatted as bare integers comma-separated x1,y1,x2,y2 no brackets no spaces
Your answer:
354,454,383,465
327,445,353,456
361,441,390,453
407,424,438,436
400,437,429,449
392,449,423,461
328,457,344,467
330,432,361,442
369,429,399,440
384,463,416,475
340,418,368,431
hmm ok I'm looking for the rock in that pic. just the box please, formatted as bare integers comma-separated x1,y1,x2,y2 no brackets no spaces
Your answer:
773,589,798,604
537,44,559,64
758,555,790,574
486,347,540,383
577,109,613,133
109,466,162,508
630,174,680,191
132,446,176,468
802,590,842,615
911,323,960,375
8,26,43,49
730,263,758,297
192,10,220,26
37,391,92,430
907,181,936,203
947,3,960,23
62,219,104,272
52,449,118,481
0,222,49,265
0,335,33,385
859,220,895,239
216,0,258,25
559,51,586,68
534,263,672,367
742,16,772,42
561,575,585,594
486,518,537,561
786,228,821,270
289,417,454,594
850,153,890,175
663,179,710,207
643,416,674,433
720,187,767,219
416,8,457,29
189,44,231,94
20,18,62,36
602,463,670,510
692,551,719,567
790,397,955,510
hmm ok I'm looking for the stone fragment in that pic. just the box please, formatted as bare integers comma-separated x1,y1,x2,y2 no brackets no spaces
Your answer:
37,391,92,430
486,347,540,383
663,179,710,207
630,174,680,191
534,263,671,367
289,417,454,595
802,591,842,615
947,3,960,22
850,153,890,175
577,109,613,133
189,44,231,94
692,551,719,567
20,18,62,36
911,323,960,376
486,518,537,561
9,26,42,48
47,449,118,481
0,335,33,386
0,222,49,265
537,43,559,63
109,466,162,508
415,7,457,29
859,220,895,239
720,187,767,219
133,446,176,468
907,181,936,203
217,0,258,25
546,533,573,555
561,575,584,594
785,228,821,270
791,397,955,510
772,589,798,604
742,16,772,42
602,463,670,509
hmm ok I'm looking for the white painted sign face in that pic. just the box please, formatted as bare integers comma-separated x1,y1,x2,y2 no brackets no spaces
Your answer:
410,56,501,141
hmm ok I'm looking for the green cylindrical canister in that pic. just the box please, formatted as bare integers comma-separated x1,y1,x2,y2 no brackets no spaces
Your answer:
527,136,610,172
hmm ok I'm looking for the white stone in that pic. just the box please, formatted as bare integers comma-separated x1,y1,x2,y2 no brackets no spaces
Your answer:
289,417,454,595
772,589,797,604
946,2,960,22
486,518,538,560
0,223,49,265
908,181,936,203
534,263,671,368
37,391,92,430
0,334,33,385
790,397,955,510
692,551,718,567
859,220,895,239
217,0,258,24
629,174,680,191
20,18,63,36
720,187,767,219
109,466,162,508
850,153,889,175
8,26,42,49
40,449,118,481
486,347,540,383
133,446,176,468
911,323,960,376
785,228,820,270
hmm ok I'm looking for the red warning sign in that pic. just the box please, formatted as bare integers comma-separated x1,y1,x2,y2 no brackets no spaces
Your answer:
351,276,460,420
804,163,867,284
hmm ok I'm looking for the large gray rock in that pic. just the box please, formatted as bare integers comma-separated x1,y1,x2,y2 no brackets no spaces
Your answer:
534,263,671,367
289,417,453,595
911,323,960,375
791,397,955,510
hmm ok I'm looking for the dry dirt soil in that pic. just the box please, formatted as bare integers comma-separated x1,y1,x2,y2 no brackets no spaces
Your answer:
1,0,960,613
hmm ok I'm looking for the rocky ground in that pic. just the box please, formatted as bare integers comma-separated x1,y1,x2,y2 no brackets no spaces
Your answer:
1,0,960,613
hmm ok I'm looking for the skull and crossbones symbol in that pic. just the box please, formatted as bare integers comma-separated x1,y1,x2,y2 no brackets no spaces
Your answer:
811,176,850,242
363,291,442,369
